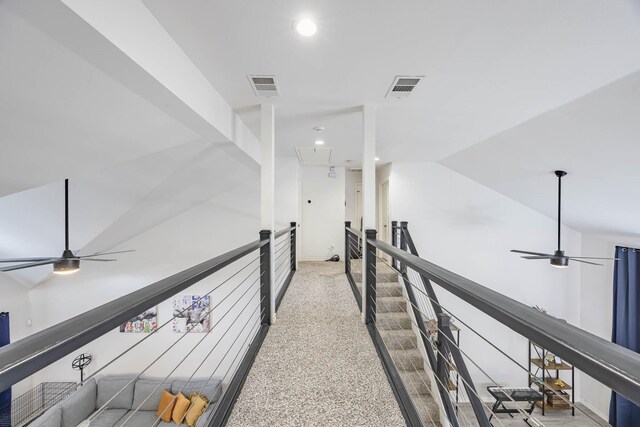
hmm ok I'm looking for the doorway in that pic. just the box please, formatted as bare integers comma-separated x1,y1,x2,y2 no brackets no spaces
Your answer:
378,180,390,261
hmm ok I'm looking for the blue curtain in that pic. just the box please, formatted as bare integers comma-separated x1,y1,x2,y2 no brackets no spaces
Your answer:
610,247,640,427
0,312,10,427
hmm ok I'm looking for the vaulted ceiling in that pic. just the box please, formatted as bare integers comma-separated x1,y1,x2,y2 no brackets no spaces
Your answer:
1,0,640,287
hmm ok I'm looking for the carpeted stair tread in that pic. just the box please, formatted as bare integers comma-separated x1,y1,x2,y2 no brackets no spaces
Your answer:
387,348,424,371
379,329,417,349
376,296,407,313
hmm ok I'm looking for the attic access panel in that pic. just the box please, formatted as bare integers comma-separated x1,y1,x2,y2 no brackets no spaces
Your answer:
295,147,333,165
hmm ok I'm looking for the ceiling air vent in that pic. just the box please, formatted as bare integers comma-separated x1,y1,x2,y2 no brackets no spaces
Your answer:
248,75,279,97
386,75,424,98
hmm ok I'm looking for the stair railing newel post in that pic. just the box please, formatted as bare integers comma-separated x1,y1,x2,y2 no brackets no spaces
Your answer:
365,229,377,325
391,221,398,270
345,221,351,275
290,222,297,272
259,230,272,326
398,222,461,427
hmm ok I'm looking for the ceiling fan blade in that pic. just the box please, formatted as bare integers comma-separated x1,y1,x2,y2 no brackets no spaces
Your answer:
0,257,56,263
78,250,135,258
511,249,555,257
565,256,619,260
80,258,117,262
0,260,58,272
570,259,603,266
521,256,556,260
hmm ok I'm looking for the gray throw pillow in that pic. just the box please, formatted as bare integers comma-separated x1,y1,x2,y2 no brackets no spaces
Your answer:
132,379,172,411
96,376,135,410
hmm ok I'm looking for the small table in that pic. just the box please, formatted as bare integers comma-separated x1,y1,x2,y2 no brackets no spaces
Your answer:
487,386,544,426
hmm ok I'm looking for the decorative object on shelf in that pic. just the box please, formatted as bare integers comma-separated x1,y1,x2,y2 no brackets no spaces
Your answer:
71,353,92,384
173,296,210,333
0,179,134,274
511,171,618,268
120,307,158,333
528,341,575,416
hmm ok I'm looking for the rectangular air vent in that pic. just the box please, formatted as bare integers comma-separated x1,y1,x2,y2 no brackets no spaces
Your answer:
295,147,333,165
248,75,279,97
385,75,424,98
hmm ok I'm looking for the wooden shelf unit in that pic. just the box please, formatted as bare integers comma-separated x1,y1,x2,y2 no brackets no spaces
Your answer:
528,341,575,416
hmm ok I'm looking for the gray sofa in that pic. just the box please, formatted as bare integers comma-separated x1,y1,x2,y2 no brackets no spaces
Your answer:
30,376,222,427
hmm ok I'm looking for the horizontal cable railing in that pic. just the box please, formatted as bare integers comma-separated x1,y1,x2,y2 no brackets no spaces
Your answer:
0,224,297,427
274,223,297,311
0,382,76,427
345,221,363,311
360,221,640,427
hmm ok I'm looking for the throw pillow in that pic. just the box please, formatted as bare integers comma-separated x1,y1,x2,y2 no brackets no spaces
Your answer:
156,389,176,422
185,393,209,427
172,392,191,424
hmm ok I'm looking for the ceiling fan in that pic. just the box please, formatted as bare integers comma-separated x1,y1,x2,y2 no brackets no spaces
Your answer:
511,170,617,268
0,179,133,274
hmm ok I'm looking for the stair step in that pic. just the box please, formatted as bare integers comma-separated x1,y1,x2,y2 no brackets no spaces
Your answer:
376,296,406,313
379,329,417,350
388,348,424,371
376,312,412,330
400,369,432,397
352,271,398,283
413,392,442,426
356,282,403,297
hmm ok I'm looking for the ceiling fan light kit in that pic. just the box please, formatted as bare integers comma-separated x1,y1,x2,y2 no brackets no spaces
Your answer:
511,170,617,268
0,179,133,274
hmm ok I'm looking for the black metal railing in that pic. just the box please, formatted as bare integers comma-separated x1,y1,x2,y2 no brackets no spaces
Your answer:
274,223,297,311
345,221,363,311
357,221,640,427
0,224,297,427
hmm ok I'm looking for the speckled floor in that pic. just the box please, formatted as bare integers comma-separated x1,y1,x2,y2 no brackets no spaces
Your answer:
225,261,406,427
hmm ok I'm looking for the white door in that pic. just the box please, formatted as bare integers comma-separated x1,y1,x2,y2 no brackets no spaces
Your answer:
378,180,390,261
354,183,362,253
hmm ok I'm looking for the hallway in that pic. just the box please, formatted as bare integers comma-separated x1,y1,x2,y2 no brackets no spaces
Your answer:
226,261,405,427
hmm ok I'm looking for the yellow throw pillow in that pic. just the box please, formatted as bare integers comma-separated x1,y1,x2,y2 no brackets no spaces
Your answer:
172,392,191,424
185,394,209,427
156,390,176,423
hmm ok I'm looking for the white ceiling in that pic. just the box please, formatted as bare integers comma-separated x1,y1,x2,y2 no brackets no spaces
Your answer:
143,0,640,164
442,71,640,240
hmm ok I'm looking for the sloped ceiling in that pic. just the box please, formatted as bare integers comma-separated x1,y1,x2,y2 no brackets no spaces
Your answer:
0,140,259,288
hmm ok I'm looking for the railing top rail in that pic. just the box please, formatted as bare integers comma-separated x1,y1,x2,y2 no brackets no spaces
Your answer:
274,225,295,239
0,238,267,392
369,238,640,406
346,227,362,238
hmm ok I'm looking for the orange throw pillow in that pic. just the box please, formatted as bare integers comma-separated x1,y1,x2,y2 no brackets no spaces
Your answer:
185,394,209,427
172,392,191,424
156,390,176,422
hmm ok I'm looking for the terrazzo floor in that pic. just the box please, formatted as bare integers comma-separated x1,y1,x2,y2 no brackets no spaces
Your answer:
225,261,407,427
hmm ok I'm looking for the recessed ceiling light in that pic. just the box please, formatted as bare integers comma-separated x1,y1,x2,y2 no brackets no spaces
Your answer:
315,140,325,145
295,18,317,37
375,157,380,161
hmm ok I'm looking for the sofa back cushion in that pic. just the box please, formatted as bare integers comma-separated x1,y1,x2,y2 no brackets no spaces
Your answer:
171,378,222,404
30,405,62,427
132,379,173,411
96,376,135,410
60,379,96,427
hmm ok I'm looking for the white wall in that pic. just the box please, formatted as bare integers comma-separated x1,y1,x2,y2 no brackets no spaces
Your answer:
390,162,582,399
275,156,299,229
345,170,361,226
300,166,345,261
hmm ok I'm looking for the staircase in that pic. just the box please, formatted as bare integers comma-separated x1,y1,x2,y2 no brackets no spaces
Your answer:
352,260,442,426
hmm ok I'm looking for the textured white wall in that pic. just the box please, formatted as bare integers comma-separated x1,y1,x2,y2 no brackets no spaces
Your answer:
390,162,582,400
345,170,361,226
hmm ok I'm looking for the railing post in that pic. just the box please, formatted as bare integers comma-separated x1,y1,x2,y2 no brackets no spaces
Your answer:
290,222,297,272
259,230,271,326
438,314,491,427
391,221,398,269
365,229,377,325
345,221,351,275
400,221,408,252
